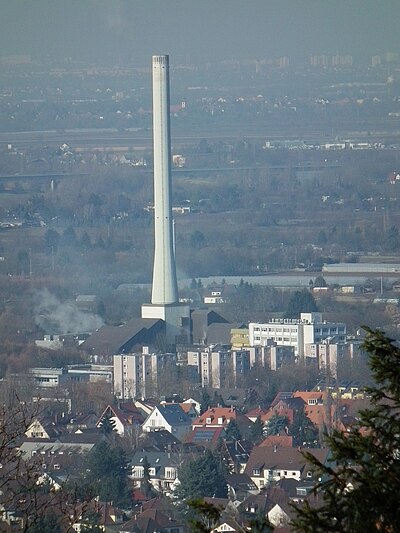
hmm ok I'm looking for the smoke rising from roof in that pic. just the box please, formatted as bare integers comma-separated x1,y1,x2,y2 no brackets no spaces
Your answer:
34,288,103,335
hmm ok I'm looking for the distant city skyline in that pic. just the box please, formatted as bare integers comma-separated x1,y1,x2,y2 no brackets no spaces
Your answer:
0,0,399,65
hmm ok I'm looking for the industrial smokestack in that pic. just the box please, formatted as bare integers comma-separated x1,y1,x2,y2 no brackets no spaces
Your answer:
151,54,179,305
141,56,190,346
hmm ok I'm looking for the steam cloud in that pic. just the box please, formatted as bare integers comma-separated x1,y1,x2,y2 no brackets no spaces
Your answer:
34,289,104,334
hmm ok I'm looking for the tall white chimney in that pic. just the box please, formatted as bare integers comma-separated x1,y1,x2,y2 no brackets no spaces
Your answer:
151,54,178,305
141,55,190,346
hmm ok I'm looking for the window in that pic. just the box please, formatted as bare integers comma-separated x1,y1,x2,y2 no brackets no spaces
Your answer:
166,468,176,479
253,468,261,476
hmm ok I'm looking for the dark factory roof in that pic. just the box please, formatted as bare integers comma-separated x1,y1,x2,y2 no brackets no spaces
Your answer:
80,318,165,356
206,322,245,345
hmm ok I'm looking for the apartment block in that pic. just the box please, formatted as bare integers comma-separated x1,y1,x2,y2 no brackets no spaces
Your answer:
114,349,176,400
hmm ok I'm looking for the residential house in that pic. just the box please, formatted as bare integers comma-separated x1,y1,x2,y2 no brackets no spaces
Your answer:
259,435,294,448
211,518,243,533
142,404,192,440
189,426,226,449
193,406,242,429
134,398,159,417
293,391,324,406
226,473,259,501
244,446,330,490
66,413,99,432
19,432,106,461
245,406,268,423
131,449,176,493
97,403,144,436
222,440,253,474
25,417,65,439
162,401,198,420
182,397,201,415
137,429,181,452
70,501,126,532
203,285,233,305
130,445,203,494
238,488,293,529
192,407,254,444
120,509,185,533
262,396,306,430
276,477,317,504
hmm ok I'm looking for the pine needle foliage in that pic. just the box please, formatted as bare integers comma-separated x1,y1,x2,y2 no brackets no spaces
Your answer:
292,328,400,533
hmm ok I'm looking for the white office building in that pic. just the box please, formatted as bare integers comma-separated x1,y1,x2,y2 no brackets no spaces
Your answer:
249,313,346,357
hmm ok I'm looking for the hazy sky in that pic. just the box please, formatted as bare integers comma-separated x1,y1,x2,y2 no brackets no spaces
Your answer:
1,0,399,64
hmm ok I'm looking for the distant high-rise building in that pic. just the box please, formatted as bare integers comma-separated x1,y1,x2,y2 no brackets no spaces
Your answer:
278,56,289,68
114,349,177,399
371,55,382,67
310,55,329,67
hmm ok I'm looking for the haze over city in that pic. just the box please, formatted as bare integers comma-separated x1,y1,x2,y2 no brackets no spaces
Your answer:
1,0,399,64
0,1,400,531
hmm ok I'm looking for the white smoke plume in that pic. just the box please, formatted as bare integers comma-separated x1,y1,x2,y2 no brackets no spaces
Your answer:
34,289,104,335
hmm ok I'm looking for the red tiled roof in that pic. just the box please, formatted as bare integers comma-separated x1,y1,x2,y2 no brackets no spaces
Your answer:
293,391,325,403
259,435,294,448
193,407,238,427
